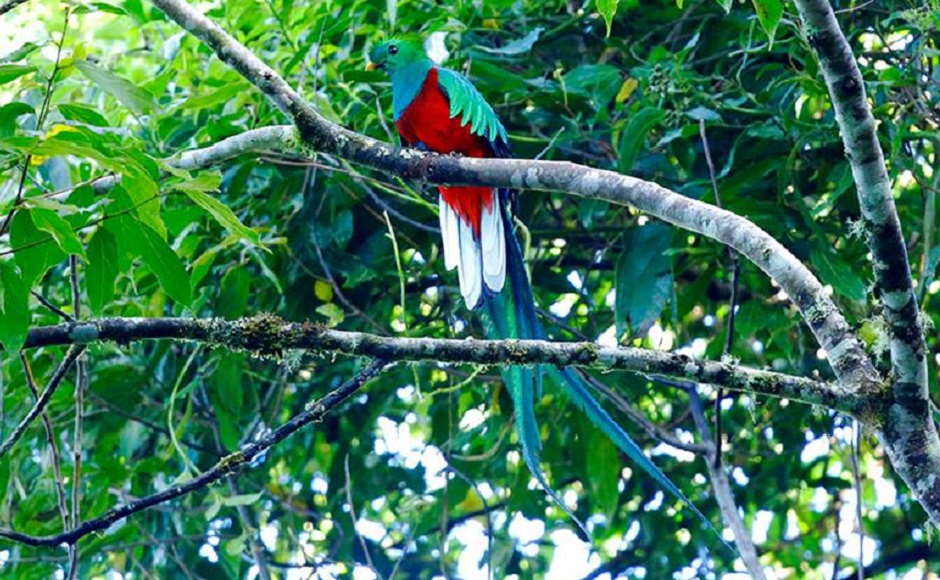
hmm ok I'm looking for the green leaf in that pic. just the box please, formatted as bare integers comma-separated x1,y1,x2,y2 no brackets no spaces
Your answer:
175,176,262,247
316,303,345,327
2,42,41,63
220,492,262,507
86,228,119,315
597,0,619,37
31,130,162,238
10,210,65,287
133,224,192,305
564,64,622,107
74,60,158,115
617,107,665,174
0,102,34,138
752,0,783,45
217,267,250,319
58,103,110,127
810,246,867,302
30,208,86,257
204,492,222,521
106,186,192,306
0,261,30,351
615,222,673,336
584,419,620,521
0,64,35,86
332,210,353,248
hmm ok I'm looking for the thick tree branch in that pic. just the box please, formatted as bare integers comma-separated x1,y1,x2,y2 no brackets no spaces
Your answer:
0,359,388,548
792,0,926,396
86,126,296,196
146,0,881,399
0,0,28,16
793,0,940,526
21,315,859,414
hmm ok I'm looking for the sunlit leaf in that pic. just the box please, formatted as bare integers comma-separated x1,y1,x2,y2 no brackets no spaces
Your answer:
0,64,35,86
811,246,867,303
58,103,110,127
74,59,159,115
174,174,262,248
752,0,783,45
10,210,65,287
597,0,619,37
31,208,86,257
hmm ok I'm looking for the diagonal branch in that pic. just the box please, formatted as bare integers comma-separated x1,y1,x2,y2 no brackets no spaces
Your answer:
792,0,940,526
146,0,881,398
0,0,29,16
0,345,85,460
0,358,389,548
792,0,926,398
21,315,860,414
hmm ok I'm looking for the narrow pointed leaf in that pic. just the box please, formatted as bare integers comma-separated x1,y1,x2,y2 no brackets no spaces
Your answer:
0,261,30,351
86,228,119,315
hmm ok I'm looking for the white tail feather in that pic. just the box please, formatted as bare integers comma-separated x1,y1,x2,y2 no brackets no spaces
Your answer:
439,197,460,271
458,217,483,308
481,198,506,292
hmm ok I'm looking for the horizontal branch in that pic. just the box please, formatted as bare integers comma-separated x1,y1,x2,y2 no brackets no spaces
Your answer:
0,359,388,548
88,126,296,195
23,315,861,414
148,0,881,398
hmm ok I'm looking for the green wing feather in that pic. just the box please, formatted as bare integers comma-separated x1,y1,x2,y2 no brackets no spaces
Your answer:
437,68,509,146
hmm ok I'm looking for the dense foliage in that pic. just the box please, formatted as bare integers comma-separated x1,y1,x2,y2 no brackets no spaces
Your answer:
1,0,939,577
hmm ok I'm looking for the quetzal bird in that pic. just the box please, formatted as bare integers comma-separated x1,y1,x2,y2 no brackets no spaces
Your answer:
366,36,723,543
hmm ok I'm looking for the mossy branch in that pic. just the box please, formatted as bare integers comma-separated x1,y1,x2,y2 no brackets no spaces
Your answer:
22,315,858,414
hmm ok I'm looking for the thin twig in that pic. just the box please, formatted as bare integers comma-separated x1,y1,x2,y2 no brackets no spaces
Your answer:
345,454,382,579
850,421,864,580
445,465,493,580
20,354,70,531
689,389,765,579
203,392,272,580
67,254,84,579
87,391,222,456
699,119,741,469
0,7,69,236
582,372,710,454
0,345,85,460
31,291,74,321
0,359,390,547
304,166,385,332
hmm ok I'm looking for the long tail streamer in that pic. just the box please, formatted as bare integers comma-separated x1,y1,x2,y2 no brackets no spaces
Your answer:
482,192,736,555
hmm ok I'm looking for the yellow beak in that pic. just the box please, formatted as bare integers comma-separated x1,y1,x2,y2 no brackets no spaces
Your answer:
365,62,377,71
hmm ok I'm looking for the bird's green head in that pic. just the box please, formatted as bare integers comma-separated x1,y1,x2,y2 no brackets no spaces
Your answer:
366,36,430,74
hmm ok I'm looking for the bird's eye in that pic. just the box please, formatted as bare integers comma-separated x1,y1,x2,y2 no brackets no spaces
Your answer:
388,45,398,55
